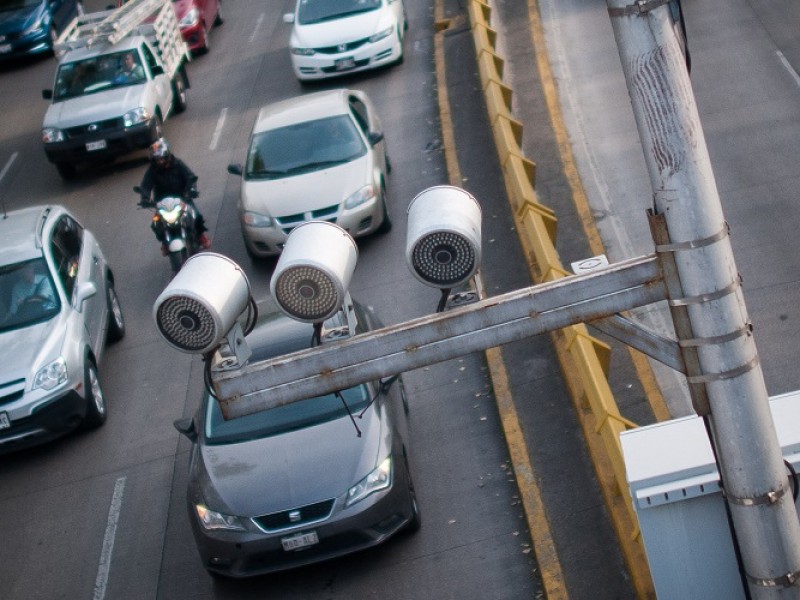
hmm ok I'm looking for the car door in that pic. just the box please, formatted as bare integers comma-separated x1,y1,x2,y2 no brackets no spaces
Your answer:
50,215,105,353
140,43,172,108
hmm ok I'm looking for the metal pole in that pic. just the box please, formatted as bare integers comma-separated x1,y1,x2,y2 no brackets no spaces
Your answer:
605,1,800,596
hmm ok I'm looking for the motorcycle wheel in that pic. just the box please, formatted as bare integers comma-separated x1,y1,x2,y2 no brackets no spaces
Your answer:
169,249,188,273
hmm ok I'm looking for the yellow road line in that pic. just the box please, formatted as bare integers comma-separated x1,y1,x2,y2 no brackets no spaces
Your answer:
434,2,568,598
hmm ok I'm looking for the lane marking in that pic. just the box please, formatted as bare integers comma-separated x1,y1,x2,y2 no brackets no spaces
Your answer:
777,50,800,89
248,13,265,45
93,477,126,600
0,151,19,184
209,107,228,151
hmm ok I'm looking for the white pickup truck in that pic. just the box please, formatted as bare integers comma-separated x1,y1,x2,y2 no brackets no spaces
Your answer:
41,0,191,180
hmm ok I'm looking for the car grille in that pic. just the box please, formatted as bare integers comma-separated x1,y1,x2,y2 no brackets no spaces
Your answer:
253,498,335,532
65,118,125,140
0,381,25,407
275,205,339,235
313,38,370,54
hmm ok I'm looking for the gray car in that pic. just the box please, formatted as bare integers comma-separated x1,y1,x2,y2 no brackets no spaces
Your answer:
175,297,420,578
0,205,124,452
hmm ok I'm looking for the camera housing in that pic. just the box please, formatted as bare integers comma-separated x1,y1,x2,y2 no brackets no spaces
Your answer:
271,222,358,323
153,253,252,354
406,186,482,288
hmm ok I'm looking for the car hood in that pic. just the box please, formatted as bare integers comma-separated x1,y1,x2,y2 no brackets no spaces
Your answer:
241,157,369,217
0,318,62,386
198,405,386,517
43,86,146,128
0,3,41,35
293,10,389,47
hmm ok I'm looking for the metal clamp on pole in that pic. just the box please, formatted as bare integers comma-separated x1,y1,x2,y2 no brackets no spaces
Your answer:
723,485,788,507
747,568,800,589
608,0,672,18
686,355,760,384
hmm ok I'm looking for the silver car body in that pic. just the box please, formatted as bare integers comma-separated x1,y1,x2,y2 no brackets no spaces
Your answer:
284,0,406,81
178,298,419,578
0,206,124,451
234,89,392,257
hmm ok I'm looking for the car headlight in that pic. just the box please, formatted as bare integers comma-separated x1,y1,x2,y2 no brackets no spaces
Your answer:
32,357,68,391
194,504,247,531
42,127,65,143
123,107,151,128
369,26,394,43
344,185,377,210
23,15,46,36
346,457,392,507
291,47,315,56
241,211,274,228
179,8,200,28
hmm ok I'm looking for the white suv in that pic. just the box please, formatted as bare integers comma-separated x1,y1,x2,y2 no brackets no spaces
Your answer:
0,206,124,452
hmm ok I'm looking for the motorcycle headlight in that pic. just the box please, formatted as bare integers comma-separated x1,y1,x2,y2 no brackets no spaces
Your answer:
179,8,200,28
346,457,392,507
123,107,151,127
194,504,246,531
241,211,274,228
33,357,68,392
159,205,184,224
343,185,377,209
42,127,65,143
369,26,394,43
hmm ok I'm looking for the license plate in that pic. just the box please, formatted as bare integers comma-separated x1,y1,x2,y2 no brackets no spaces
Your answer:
0,412,10,430
334,57,356,71
281,531,319,551
86,140,107,151
0,44,11,54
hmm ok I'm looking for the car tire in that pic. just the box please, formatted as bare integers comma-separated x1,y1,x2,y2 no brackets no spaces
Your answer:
81,359,107,430
172,73,188,114
376,186,392,234
198,23,211,55
404,457,421,533
214,1,224,26
106,281,125,343
56,162,77,181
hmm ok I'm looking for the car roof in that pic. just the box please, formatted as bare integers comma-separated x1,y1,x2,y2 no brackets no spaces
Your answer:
252,89,355,134
0,206,56,267
244,295,355,363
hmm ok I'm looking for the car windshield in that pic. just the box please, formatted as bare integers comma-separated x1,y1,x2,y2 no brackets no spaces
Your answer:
297,0,381,24
53,51,146,101
246,115,366,179
0,0,42,11
203,384,372,444
0,258,60,332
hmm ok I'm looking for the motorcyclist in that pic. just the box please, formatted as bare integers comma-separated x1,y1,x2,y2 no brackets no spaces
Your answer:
138,138,211,252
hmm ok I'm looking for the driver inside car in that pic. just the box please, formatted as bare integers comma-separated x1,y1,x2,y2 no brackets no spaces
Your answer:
7,262,56,318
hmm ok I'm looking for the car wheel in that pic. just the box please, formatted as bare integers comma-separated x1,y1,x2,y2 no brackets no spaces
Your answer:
214,1,224,26
152,114,164,140
172,73,188,114
81,360,107,430
404,457,421,533
199,24,211,54
376,186,392,234
56,162,77,181
106,281,125,343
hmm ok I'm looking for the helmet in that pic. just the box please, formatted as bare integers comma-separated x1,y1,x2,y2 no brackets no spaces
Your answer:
149,138,170,162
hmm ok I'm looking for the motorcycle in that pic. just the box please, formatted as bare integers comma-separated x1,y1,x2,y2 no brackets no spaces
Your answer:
134,186,200,273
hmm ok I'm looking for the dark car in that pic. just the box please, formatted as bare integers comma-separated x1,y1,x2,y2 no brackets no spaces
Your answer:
0,0,83,61
174,296,420,578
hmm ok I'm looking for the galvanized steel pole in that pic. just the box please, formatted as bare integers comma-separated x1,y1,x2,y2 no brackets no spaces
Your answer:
604,0,800,596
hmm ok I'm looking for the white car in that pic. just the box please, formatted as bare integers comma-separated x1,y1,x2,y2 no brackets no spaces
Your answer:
283,0,407,81
227,89,393,258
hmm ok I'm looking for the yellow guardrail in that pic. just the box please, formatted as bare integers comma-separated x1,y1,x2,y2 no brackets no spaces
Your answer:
464,0,655,597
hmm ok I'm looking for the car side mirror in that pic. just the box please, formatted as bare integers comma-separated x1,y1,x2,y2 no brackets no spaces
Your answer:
150,64,164,77
283,13,295,24
367,131,384,146
75,281,97,310
173,417,198,442
227,163,243,176
380,374,399,393
42,89,53,100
